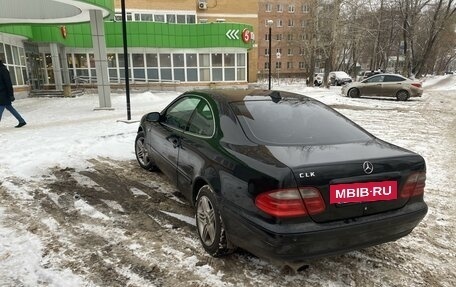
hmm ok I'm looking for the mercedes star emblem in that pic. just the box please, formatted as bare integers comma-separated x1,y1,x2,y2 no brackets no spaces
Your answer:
363,161,374,174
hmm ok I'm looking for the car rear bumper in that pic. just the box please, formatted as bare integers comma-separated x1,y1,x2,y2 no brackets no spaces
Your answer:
411,90,424,97
223,202,427,262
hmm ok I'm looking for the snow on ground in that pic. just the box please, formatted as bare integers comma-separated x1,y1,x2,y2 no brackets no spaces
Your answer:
0,76,455,286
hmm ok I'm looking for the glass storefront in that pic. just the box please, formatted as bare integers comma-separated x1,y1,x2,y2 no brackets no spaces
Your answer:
0,42,28,86
61,50,247,84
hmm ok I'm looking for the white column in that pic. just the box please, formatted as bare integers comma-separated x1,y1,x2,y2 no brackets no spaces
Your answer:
50,43,63,91
90,9,112,109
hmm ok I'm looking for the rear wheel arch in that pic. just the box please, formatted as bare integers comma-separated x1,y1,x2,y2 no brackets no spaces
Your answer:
192,177,208,206
396,89,410,101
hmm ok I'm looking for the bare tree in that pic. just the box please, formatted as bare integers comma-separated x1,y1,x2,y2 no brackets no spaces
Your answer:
414,0,456,76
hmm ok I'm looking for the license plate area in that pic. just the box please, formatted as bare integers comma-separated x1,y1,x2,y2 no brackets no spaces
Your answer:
330,181,397,204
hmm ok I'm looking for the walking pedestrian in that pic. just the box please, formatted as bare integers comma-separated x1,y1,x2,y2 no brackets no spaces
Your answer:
0,59,26,128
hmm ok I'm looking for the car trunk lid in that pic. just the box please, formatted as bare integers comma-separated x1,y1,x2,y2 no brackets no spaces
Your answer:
265,140,425,223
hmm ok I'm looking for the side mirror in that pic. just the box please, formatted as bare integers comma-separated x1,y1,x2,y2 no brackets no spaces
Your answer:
146,112,161,122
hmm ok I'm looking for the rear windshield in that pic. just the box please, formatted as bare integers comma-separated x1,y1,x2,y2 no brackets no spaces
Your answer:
230,100,372,145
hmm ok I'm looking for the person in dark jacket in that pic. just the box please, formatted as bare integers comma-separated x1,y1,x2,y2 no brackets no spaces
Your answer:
0,60,26,128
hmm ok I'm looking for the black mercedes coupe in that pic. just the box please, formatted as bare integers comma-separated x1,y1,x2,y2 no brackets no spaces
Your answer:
135,89,427,262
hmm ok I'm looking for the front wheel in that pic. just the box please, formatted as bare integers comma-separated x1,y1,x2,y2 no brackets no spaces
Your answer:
348,88,360,98
196,185,234,257
396,90,410,101
135,131,157,171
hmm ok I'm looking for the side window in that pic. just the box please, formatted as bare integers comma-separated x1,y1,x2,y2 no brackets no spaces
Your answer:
366,75,384,83
164,97,200,130
384,75,405,82
187,101,215,137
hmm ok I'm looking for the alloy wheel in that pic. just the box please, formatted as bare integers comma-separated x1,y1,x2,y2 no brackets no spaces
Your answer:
136,136,150,166
197,195,216,246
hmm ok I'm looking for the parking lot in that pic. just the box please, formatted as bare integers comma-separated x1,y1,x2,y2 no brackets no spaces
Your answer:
0,78,455,286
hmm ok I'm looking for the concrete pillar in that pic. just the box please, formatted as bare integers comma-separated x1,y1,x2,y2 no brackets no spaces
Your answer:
59,46,72,97
90,9,112,109
50,43,63,91
60,46,70,85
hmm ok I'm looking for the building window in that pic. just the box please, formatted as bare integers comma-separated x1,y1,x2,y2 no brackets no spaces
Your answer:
277,19,283,27
276,34,283,41
154,14,165,22
265,3,272,12
141,14,153,21
223,53,236,81
237,54,246,81
265,34,270,41
301,34,309,41
275,62,282,69
186,53,198,81
299,62,305,69
299,48,305,55
177,15,186,23
287,62,293,69
302,4,310,13
160,54,172,80
287,34,293,41
187,15,196,23
276,48,282,54
173,54,185,82
132,53,146,82
288,5,295,13
288,19,294,27
115,10,196,23
277,4,283,12
265,49,270,56
288,48,293,56
264,62,270,70
146,54,159,81
0,43,27,86
167,14,176,23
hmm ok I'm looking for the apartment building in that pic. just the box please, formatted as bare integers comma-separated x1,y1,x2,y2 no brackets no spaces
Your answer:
258,0,315,80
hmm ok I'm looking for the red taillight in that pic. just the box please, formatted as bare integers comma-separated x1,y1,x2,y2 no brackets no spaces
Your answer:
400,172,426,198
411,83,422,88
299,187,326,215
255,188,325,218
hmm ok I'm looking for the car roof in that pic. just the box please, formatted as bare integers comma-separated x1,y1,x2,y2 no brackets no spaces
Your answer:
186,89,311,104
366,73,407,78
331,71,350,77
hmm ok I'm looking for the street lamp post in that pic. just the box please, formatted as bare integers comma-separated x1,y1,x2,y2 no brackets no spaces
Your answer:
276,51,281,86
267,20,273,90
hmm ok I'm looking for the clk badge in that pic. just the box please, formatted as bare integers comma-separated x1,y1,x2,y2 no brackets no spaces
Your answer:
299,172,315,178
363,161,374,174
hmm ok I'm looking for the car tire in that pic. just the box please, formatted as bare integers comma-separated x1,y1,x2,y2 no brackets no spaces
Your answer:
396,90,410,101
348,88,360,98
196,185,234,257
135,131,157,171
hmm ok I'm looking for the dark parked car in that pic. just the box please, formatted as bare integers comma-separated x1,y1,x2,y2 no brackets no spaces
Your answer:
135,89,427,262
